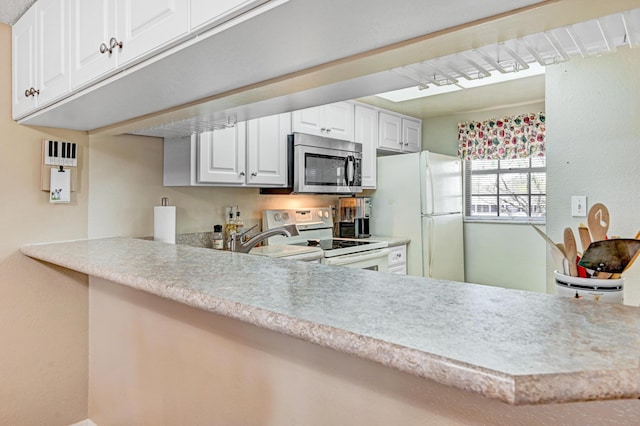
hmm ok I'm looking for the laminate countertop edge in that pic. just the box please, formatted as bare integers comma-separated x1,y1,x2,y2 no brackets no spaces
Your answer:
20,237,640,405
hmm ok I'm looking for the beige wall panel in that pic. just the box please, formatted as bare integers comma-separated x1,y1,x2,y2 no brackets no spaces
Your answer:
0,23,89,424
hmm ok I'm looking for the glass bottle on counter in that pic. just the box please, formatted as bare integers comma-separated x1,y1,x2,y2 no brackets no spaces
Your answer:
224,206,237,250
212,224,224,250
235,206,244,237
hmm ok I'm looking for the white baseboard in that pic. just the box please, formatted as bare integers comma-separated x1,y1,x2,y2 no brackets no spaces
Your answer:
69,420,97,426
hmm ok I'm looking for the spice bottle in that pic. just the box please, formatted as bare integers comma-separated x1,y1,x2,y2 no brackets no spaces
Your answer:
212,224,224,249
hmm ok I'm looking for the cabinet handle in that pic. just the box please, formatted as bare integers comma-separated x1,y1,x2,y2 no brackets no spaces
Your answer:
404,142,409,146
109,37,123,51
24,87,39,97
239,172,246,177
326,129,331,133
320,128,326,132
99,37,124,55
250,172,257,177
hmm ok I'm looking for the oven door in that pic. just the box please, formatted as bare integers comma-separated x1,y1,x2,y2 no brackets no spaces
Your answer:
293,134,362,194
322,248,389,271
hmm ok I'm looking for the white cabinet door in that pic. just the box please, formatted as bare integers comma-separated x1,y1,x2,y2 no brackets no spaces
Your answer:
12,5,37,118
116,0,188,66
379,112,422,152
354,105,377,189
197,124,247,184
12,0,69,119
246,113,291,187
36,0,70,106
292,106,324,136
324,101,354,141
190,0,267,32
292,102,354,141
378,112,402,151
69,0,117,89
402,118,422,152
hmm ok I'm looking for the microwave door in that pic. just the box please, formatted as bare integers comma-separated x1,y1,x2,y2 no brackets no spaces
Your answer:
294,146,353,193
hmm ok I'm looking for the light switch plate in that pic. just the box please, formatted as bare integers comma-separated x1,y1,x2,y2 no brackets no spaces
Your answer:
571,196,587,217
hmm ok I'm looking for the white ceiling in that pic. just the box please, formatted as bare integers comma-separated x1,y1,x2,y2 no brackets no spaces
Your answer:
0,0,36,25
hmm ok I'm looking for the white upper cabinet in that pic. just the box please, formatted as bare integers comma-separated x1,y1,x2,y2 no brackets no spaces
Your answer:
378,112,422,153
195,114,290,187
12,5,37,118
69,0,188,90
378,112,402,151
354,104,377,189
13,0,70,119
197,124,247,184
116,0,188,66
292,101,354,141
69,0,116,89
36,0,70,106
402,118,422,152
190,0,267,32
246,113,291,186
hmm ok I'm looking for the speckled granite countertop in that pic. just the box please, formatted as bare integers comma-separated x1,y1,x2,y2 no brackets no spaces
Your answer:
367,235,411,247
21,237,640,405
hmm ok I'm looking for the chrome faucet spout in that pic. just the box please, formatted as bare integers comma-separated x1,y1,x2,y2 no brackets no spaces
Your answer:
228,224,299,253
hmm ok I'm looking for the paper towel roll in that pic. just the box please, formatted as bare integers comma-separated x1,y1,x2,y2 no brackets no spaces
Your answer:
154,206,176,244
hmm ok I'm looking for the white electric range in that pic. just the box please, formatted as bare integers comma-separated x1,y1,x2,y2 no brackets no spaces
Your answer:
262,208,389,271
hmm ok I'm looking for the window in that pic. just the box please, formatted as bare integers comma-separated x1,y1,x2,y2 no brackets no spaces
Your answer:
464,157,546,220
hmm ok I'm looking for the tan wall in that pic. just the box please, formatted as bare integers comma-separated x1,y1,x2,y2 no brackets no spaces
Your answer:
88,134,339,239
0,24,89,425
90,276,640,425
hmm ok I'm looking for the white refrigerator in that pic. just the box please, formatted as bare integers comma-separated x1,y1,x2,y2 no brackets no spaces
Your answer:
370,151,465,281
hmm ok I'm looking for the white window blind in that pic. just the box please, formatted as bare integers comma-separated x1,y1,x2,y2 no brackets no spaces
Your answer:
464,157,546,221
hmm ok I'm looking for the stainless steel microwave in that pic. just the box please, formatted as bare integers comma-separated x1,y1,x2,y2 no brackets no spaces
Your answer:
291,132,362,194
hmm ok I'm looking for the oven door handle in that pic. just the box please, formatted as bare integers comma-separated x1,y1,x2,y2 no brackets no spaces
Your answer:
323,248,390,266
345,155,355,186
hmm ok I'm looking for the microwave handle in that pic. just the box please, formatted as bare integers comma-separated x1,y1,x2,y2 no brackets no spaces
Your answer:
345,156,355,185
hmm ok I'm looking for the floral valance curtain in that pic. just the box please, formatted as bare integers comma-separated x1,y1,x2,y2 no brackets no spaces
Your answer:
457,112,545,160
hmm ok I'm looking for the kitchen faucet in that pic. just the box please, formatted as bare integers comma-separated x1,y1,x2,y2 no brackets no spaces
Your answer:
227,224,300,253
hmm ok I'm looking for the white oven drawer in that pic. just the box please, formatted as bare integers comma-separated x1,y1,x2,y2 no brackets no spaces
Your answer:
322,248,389,271
387,245,406,267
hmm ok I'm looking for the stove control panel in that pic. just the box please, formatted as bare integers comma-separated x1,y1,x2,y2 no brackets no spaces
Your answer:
263,208,333,231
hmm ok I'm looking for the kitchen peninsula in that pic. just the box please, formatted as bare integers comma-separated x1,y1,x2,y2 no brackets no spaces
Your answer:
21,237,640,424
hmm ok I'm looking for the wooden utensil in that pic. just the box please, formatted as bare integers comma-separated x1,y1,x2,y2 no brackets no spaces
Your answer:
587,203,610,241
563,227,578,277
531,225,568,273
578,223,592,252
578,239,640,273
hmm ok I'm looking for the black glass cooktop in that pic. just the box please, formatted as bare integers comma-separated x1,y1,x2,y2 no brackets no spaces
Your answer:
293,239,376,251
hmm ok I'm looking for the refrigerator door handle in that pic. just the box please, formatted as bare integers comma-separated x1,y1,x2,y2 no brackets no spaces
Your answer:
427,216,434,278
426,163,434,216
422,212,462,217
